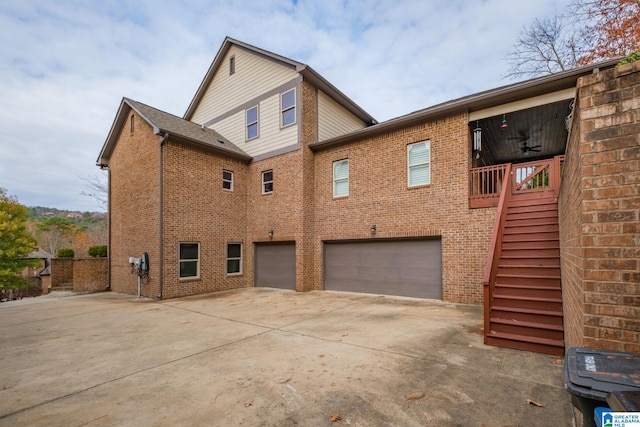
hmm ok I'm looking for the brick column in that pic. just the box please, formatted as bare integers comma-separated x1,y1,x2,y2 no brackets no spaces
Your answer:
560,61,640,353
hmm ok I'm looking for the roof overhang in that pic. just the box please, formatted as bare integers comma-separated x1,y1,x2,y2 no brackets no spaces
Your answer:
310,57,621,151
183,37,376,126
97,98,252,168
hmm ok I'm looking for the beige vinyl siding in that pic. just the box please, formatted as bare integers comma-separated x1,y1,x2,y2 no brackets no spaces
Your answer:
318,90,367,141
247,94,297,157
209,113,245,146
209,94,298,158
191,46,299,124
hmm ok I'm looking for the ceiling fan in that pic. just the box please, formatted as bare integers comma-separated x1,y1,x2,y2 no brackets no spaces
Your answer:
507,130,541,153
519,141,542,153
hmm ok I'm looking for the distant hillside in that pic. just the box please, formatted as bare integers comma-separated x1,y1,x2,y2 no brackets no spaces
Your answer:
27,206,106,226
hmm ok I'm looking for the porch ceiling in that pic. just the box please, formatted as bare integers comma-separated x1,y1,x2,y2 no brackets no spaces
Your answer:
470,99,572,164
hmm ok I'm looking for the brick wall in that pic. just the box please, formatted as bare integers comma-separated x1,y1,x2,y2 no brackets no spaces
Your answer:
559,61,640,352
161,141,249,299
108,86,496,304
109,110,161,298
51,258,73,286
312,114,496,304
73,258,108,293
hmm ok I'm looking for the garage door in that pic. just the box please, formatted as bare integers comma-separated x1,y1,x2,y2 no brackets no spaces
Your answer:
324,239,442,299
254,243,296,290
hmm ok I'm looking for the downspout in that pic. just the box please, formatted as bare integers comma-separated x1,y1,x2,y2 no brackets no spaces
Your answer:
106,166,111,290
158,132,169,299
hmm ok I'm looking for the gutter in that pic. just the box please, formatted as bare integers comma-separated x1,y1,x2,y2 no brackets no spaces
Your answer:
309,57,621,152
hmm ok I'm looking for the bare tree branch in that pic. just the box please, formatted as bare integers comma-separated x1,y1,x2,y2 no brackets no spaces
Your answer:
504,14,580,79
505,0,639,79
78,172,108,211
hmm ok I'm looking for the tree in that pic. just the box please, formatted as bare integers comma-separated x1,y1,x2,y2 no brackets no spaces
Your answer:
35,217,79,255
0,188,39,290
79,172,108,210
505,0,640,79
570,0,640,65
504,14,582,78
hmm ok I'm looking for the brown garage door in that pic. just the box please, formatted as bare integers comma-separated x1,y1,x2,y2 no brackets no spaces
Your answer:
254,242,296,290
324,239,442,299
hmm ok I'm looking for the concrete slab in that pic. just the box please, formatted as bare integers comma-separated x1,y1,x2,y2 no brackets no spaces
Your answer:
0,288,572,426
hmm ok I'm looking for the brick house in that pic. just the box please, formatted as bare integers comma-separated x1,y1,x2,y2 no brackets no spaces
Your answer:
98,37,639,355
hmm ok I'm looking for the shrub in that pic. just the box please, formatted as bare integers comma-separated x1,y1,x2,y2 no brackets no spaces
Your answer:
618,51,640,66
56,248,75,258
88,245,107,257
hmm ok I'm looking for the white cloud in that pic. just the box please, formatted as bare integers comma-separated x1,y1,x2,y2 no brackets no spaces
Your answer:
0,0,571,211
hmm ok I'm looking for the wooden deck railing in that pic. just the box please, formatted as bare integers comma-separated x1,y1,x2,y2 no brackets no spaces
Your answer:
483,163,512,340
469,155,564,208
469,164,508,208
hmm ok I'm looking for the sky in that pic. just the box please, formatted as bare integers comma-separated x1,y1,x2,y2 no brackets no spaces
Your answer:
0,0,570,212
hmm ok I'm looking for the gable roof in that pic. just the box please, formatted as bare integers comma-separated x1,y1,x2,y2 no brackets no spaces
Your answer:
97,98,252,167
310,57,622,151
27,249,53,259
183,36,377,126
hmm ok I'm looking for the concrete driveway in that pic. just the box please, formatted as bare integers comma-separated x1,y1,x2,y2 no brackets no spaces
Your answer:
0,288,572,426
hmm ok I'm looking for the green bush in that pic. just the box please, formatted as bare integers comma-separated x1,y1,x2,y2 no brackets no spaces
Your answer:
88,245,107,257
56,248,75,258
618,51,640,66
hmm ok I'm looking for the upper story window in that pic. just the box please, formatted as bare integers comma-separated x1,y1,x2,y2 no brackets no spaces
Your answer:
407,141,431,187
226,243,242,275
179,242,200,279
281,89,296,127
262,170,273,194
246,106,259,140
229,55,235,75
223,170,233,191
333,159,349,198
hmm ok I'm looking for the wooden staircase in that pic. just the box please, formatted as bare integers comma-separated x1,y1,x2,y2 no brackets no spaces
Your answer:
483,157,565,356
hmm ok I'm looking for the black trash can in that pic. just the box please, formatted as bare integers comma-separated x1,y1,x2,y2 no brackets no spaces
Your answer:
564,347,640,427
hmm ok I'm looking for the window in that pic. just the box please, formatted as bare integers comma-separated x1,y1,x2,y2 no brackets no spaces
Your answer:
179,243,199,279
408,141,430,187
226,243,242,275
281,89,296,127
229,55,235,75
130,114,134,134
246,106,259,140
333,159,349,197
223,170,233,191
262,170,273,194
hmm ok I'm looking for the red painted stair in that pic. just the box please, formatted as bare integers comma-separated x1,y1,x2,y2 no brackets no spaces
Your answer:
485,194,565,356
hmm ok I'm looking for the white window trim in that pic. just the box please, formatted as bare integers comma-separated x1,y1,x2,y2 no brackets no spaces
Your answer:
407,140,431,187
246,105,259,141
223,170,234,192
226,243,243,275
333,159,349,198
179,242,200,280
280,88,296,128
262,170,273,195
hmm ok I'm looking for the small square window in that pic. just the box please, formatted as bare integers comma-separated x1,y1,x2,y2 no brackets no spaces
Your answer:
262,170,273,194
223,170,233,191
281,89,296,127
408,141,430,187
333,159,349,197
246,106,259,140
179,243,200,279
227,243,242,275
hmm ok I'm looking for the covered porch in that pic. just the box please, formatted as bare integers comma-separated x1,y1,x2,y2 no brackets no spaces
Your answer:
467,93,574,208
466,93,574,356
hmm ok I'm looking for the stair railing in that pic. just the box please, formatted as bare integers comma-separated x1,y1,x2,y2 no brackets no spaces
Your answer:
483,163,512,343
